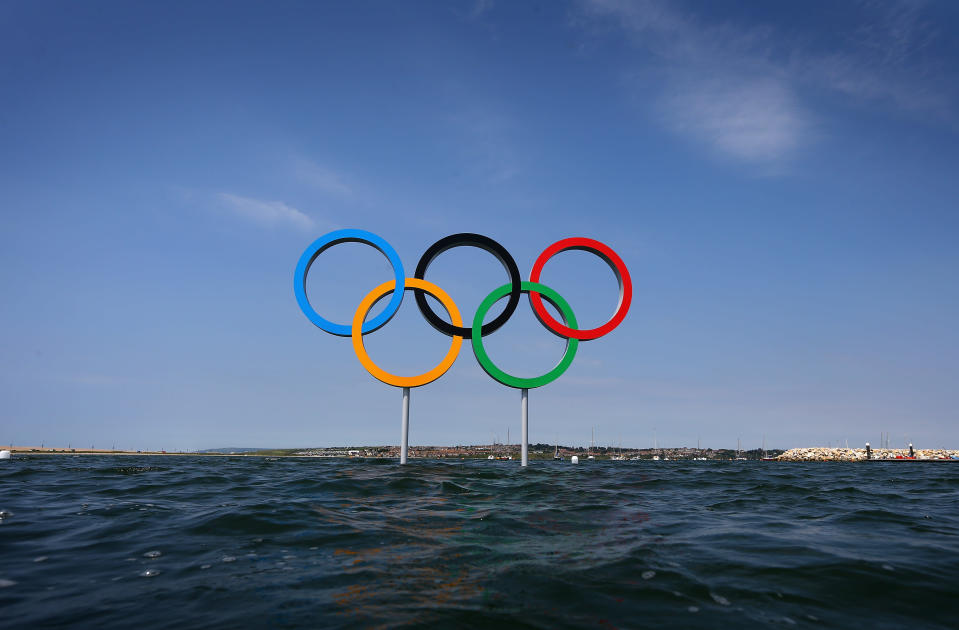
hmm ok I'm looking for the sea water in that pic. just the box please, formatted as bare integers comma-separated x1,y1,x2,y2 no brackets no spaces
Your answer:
1,456,958,628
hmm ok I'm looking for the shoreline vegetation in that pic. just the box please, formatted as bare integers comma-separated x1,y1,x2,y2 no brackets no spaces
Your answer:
5,445,958,461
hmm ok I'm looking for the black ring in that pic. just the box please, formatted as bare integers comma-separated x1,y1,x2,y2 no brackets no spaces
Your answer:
414,233,522,339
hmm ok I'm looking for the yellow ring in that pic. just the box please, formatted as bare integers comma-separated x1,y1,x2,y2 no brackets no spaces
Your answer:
351,278,463,388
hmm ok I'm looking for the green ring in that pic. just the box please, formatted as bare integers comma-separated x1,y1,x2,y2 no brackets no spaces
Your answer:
471,281,579,389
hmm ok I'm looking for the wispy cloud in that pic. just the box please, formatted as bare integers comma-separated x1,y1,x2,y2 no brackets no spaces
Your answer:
795,1,952,119
293,159,354,199
217,193,314,230
467,0,493,20
582,0,807,164
579,0,956,164
62,373,128,387
449,106,521,182
660,77,806,163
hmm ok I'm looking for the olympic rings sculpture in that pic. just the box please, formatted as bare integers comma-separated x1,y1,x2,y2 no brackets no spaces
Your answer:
294,229,632,390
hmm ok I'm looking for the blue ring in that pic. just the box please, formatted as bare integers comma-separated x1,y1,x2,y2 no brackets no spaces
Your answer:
294,229,405,337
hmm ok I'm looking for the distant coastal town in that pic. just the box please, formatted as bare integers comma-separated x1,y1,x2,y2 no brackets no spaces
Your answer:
5,443,777,460
6,444,959,461
255,444,784,460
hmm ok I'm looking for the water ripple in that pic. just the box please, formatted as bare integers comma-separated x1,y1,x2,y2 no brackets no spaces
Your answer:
1,457,957,628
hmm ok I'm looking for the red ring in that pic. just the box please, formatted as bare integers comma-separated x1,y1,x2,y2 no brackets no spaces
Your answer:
528,237,632,340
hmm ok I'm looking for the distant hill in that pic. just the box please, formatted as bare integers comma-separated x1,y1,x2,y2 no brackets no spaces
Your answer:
195,447,263,454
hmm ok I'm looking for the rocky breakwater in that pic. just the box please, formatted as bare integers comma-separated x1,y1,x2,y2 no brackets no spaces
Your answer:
776,448,959,462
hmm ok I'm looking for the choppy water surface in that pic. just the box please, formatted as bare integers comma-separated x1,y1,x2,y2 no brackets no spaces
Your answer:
1,457,958,629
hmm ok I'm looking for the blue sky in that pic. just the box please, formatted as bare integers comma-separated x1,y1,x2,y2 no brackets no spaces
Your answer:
2,0,958,451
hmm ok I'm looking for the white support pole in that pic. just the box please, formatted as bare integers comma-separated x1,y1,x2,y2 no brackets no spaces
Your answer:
521,388,529,467
400,387,410,465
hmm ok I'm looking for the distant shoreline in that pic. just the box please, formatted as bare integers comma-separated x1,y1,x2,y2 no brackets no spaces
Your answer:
2,449,339,458
4,444,781,460
6,445,958,461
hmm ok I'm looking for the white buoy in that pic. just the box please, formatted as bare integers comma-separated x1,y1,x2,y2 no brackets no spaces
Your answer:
571,455,579,464
521,388,528,467
400,387,410,465
0,450,11,459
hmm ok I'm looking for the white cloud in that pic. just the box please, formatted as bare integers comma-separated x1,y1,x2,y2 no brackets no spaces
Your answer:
661,77,807,163
449,106,521,182
66,373,126,386
582,0,807,163
217,193,314,230
579,0,956,164
293,159,354,198
795,2,953,120
468,0,493,20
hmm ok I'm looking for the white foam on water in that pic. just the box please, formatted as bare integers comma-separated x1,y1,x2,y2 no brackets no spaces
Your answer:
641,570,656,580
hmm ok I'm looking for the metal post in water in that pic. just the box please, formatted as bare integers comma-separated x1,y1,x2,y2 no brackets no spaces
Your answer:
865,442,871,460
400,387,410,465
521,388,529,467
